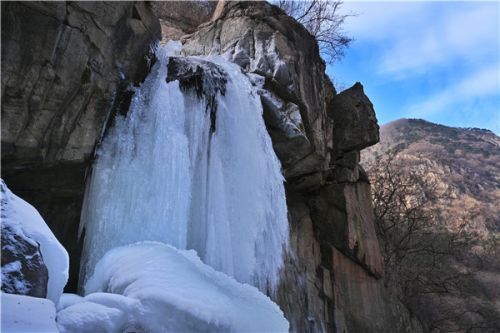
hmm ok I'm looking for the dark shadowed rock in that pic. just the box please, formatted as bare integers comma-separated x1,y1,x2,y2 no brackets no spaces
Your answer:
259,89,311,166
330,82,379,153
167,57,227,133
1,1,160,165
1,181,48,298
1,1,160,292
1,224,48,298
276,189,334,333
167,57,227,98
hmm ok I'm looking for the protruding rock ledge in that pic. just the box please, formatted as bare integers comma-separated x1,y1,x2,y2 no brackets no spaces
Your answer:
167,57,227,133
329,82,380,154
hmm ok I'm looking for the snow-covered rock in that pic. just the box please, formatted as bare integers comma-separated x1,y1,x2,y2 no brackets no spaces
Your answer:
58,242,289,332
1,292,59,333
1,223,48,298
0,179,69,304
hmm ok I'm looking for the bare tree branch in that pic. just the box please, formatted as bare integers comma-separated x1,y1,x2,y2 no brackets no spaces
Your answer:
274,0,354,63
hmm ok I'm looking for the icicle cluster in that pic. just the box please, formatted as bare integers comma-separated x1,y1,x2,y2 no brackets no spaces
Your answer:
80,43,289,293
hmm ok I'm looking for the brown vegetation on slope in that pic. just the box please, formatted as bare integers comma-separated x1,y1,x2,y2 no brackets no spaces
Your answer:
363,119,500,332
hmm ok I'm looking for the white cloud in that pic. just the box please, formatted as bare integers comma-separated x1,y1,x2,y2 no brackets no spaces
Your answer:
405,64,500,118
341,2,500,78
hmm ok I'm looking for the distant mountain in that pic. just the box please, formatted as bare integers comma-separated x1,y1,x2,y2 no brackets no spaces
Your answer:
362,118,500,235
362,118,500,332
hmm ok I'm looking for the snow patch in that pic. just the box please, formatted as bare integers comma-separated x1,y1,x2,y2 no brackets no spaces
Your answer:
56,293,84,311
1,292,59,333
1,180,69,303
59,242,288,332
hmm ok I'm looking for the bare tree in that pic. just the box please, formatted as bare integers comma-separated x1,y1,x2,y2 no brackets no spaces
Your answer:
368,155,500,332
275,0,353,63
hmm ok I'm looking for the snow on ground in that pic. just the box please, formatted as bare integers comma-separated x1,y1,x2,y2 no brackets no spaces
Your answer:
57,242,289,332
1,180,69,304
1,292,59,333
56,293,84,312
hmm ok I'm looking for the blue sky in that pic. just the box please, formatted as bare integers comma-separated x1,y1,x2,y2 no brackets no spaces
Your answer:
328,1,500,134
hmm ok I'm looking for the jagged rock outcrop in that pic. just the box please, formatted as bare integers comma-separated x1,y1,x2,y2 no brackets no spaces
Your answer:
1,1,161,291
329,82,379,153
180,2,421,332
182,1,335,187
1,1,422,332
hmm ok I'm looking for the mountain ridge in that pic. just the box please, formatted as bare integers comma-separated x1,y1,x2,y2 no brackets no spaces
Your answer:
363,117,499,235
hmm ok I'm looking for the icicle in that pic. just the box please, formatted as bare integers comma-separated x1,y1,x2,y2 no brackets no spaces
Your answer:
80,43,288,293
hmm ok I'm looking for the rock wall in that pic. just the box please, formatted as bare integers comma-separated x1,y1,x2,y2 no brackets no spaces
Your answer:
1,1,422,332
182,1,335,187
180,2,421,332
1,1,161,291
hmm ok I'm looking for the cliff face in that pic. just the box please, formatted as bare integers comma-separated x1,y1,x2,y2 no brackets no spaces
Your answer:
178,2,420,332
1,1,161,291
1,2,421,332
183,2,335,186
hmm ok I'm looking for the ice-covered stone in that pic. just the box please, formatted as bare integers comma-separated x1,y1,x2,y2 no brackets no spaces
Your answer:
1,179,68,303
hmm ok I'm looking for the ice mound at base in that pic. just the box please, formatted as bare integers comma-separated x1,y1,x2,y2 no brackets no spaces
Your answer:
1,179,69,304
57,242,289,333
1,292,59,333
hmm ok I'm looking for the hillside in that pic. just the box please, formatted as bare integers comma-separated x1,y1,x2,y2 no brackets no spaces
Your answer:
363,118,500,236
362,118,500,332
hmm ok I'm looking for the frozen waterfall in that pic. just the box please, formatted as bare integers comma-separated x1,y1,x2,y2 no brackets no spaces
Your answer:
79,43,289,293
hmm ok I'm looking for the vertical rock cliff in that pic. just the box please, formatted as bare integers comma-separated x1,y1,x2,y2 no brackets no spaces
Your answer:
180,2,421,332
1,1,422,332
1,1,161,291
